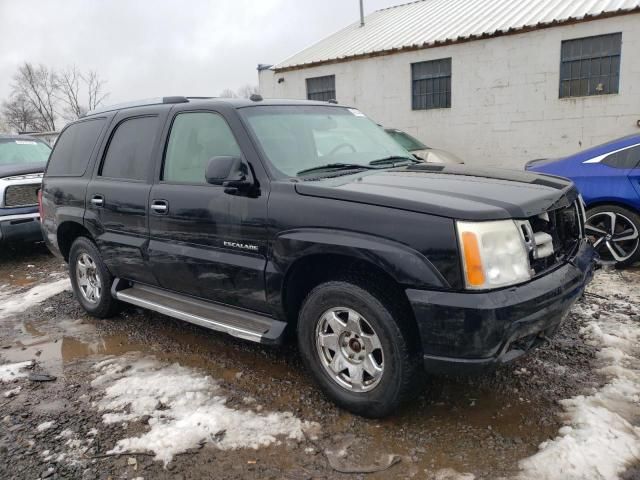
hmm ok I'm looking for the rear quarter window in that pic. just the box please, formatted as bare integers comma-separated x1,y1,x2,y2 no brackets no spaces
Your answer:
46,118,106,176
601,145,640,169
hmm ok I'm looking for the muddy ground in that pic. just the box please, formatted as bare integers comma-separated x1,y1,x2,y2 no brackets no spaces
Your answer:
0,242,636,480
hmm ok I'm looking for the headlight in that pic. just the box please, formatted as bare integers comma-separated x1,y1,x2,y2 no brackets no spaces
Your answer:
457,220,532,290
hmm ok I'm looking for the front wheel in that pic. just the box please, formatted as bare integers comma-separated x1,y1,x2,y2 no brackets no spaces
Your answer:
297,281,419,417
69,237,120,318
586,205,640,267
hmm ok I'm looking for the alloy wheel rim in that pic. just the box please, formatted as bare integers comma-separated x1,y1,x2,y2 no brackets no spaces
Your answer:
315,307,384,392
76,252,102,304
586,211,640,263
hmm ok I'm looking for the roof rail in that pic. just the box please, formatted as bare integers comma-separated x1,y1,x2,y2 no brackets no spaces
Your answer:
85,96,189,116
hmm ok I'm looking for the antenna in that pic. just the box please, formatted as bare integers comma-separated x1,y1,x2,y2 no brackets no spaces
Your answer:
359,0,365,27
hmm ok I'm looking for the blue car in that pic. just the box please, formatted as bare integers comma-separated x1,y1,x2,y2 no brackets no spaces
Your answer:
526,134,640,267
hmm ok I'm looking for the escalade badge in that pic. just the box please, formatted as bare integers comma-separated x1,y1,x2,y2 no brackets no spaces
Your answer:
223,241,259,252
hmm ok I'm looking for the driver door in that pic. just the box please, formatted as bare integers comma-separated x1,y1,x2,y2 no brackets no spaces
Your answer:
147,109,270,313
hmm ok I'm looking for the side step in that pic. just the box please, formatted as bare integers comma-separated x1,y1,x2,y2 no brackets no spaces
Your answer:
112,280,287,345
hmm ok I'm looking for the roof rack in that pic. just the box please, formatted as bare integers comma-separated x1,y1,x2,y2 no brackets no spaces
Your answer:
85,96,189,116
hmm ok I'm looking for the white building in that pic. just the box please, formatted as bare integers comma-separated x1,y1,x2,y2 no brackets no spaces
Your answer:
259,0,640,168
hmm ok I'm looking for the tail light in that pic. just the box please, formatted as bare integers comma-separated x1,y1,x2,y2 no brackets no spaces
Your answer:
37,188,43,221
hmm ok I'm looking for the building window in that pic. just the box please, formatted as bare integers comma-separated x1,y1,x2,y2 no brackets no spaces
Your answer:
412,58,451,110
560,33,621,98
306,75,336,101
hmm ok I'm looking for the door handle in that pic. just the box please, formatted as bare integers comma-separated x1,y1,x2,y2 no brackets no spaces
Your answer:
150,200,169,214
90,195,104,207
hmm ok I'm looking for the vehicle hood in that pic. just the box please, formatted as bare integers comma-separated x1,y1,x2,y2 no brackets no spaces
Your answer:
0,162,45,179
294,164,577,220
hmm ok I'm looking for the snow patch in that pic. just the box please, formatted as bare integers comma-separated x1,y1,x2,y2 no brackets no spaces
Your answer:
0,278,70,318
52,429,93,465
429,468,476,480
516,271,640,480
91,355,320,465
0,360,33,382
37,421,55,432
3,386,21,398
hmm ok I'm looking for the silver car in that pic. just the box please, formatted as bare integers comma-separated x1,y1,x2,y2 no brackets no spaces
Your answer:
385,128,464,164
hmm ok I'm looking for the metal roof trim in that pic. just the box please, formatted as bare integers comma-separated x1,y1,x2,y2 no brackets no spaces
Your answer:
273,2,640,73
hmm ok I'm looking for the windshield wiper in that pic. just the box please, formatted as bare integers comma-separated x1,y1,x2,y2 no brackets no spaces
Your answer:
369,156,420,166
297,163,377,176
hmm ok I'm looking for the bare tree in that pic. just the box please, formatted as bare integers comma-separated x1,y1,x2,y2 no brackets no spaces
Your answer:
236,84,259,98
1,95,39,133
11,63,58,131
56,66,108,120
85,70,108,111
219,88,238,98
56,66,84,120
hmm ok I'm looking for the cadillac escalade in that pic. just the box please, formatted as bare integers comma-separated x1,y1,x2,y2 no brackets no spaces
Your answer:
40,96,595,417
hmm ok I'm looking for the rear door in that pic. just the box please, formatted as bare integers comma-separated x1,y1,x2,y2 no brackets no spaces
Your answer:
85,108,168,285
147,106,270,313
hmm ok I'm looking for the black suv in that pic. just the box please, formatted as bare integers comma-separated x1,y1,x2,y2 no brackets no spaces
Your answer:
41,96,595,417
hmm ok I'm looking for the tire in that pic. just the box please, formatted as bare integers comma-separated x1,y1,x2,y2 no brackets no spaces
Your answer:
68,236,120,318
297,281,419,418
586,205,640,268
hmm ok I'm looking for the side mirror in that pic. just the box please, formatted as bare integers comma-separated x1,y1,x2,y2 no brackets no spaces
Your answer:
205,156,250,190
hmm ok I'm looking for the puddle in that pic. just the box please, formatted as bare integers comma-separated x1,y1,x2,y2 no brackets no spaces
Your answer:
2,318,146,378
0,243,65,288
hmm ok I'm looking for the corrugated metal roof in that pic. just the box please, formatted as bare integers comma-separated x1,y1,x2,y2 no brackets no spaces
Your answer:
274,0,640,71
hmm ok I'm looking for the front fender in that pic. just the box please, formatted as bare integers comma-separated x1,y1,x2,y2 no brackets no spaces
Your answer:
266,228,449,317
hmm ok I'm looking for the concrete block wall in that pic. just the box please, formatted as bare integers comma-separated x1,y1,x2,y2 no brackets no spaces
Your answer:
259,14,640,168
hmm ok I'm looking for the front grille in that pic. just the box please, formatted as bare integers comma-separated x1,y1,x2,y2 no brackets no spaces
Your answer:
4,183,40,207
523,201,583,274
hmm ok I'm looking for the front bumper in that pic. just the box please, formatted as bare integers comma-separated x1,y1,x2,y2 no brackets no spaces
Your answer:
0,208,42,243
407,239,595,375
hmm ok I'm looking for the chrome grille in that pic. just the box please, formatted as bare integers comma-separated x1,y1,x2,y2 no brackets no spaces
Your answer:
4,183,40,207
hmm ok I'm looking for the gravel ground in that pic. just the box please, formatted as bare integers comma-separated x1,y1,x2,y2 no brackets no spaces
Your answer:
0,242,637,480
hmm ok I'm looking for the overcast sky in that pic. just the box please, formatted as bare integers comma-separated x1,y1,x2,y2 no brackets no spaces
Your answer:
0,0,401,106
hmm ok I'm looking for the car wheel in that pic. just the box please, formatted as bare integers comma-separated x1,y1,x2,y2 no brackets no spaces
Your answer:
69,236,120,318
586,205,640,267
297,281,419,417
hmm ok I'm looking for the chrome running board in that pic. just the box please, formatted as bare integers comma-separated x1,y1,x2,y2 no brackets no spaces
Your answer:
112,280,286,345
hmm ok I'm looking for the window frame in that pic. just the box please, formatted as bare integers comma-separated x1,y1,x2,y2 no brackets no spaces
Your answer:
559,32,622,99
411,58,452,111
97,114,160,183
306,75,336,102
159,109,245,187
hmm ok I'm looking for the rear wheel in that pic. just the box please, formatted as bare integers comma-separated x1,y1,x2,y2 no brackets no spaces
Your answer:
297,281,419,417
69,237,120,317
586,205,640,267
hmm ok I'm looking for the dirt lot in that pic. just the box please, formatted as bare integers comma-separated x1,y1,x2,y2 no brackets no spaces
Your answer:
0,242,638,480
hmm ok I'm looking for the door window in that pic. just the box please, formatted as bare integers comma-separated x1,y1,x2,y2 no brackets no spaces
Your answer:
163,112,241,184
100,116,159,181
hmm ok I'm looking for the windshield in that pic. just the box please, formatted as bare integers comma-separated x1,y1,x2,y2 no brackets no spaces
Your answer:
385,129,428,151
0,138,51,165
240,106,414,177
